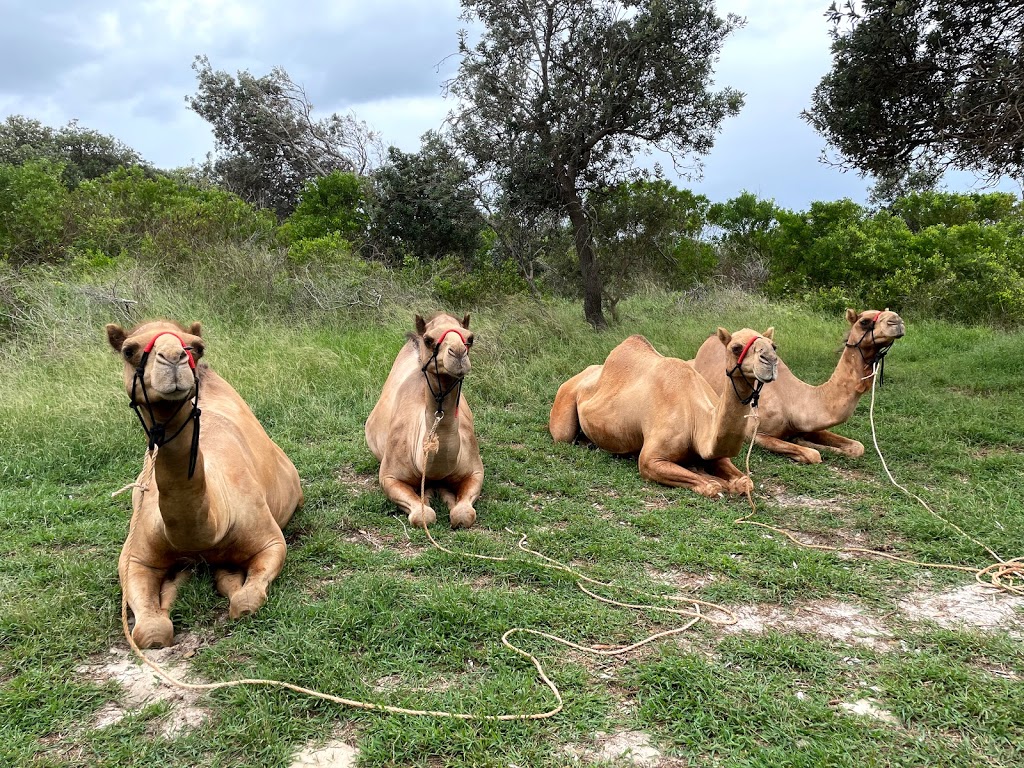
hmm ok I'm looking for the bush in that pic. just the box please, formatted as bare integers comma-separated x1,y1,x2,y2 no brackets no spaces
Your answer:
0,160,70,263
281,171,368,244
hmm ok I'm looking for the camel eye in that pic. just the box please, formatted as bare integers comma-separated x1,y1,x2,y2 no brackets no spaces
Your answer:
860,318,873,327
771,342,778,351
465,335,475,347
731,344,743,355
423,335,435,348
186,342,204,360
122,343,139,361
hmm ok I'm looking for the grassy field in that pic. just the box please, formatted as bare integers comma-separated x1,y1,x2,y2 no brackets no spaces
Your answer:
1,286,1022,767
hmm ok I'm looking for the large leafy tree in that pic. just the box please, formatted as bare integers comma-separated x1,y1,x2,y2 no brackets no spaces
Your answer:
805,0,1024,188
187,56,379,218
448,0,743,327
0,115,145,188
369,132,485,265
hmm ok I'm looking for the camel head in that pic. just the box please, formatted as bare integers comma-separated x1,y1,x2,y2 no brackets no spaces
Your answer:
716,327,778,384
107,320,205,405
845,308,906,349
415,312,474,381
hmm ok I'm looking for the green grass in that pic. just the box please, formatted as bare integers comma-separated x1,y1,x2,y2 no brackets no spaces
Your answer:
2,287,1023,767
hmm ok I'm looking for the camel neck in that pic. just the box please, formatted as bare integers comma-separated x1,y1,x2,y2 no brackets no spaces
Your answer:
701,372,755,458
421,371,464,421
814,345,876,419
146,410,217,550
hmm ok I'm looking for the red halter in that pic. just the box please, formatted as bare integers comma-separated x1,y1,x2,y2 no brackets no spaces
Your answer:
735,335,759,365
143,331,196,369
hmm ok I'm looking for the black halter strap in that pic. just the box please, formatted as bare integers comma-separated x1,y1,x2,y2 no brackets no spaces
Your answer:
725,335,765,407
845,314,893,386
128,339,202,479
421,344,464,418
419,328,470,418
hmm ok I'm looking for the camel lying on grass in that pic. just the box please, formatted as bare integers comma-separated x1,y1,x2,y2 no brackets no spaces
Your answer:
365,313,483,529
692,308,906,463
549,329,778,496
107,320,303,648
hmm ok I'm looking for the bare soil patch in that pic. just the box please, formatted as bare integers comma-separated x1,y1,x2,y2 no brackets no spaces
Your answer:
290,741,360,768
898,584,1024,634
838,698,899,724
721,599,895,649
75,634,212,737
334,465,378,496
562,730,663,767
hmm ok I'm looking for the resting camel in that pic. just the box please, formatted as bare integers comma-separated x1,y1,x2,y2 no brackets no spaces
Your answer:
549,329,778,497
106,320,303,649
692,308,906,464
365,313,483,529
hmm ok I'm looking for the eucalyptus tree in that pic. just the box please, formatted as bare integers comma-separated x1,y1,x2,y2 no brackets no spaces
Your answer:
805,0,1024,190
449,0,743,327
188,56,379,217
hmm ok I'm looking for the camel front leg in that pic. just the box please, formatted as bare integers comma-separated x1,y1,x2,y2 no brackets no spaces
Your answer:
438,470,483,529
639,446,726,497
228,537,287,620
380,469,436,528
755,434,822,464
795,430,865,458
705,457,754,496
120,555,175,649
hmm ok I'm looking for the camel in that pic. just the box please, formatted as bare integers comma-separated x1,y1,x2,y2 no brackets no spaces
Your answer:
691,308,906,464
106,320,303,649
365,312,483,529
549,328,778,496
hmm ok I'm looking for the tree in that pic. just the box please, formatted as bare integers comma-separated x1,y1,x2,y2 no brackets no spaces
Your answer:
368,132,485,265
448,0,744,327
0,115,145,188
187,56,380,218
591,179,713,315
805,0,1024,187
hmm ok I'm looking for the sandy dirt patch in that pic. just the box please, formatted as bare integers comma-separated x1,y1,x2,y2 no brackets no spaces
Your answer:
290,741,360,768
898,584,1024,633
722,599,895,649
75,634,212,737
563,730,663,767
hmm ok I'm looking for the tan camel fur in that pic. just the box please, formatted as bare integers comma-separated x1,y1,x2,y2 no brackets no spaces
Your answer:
692,309,906,464
365,313,483,529
107,320,303,649
549,329,778,496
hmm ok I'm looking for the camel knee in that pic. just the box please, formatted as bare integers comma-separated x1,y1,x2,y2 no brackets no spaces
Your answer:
450,504,476,529
409,505,436,529
132,615,174,649
229,583,268,619
726,476,754,496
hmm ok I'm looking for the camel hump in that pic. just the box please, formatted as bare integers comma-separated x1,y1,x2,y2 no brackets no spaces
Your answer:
621,334,663,356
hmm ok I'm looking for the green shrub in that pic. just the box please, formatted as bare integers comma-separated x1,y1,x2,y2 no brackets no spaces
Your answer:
281,171,368,244
0,160,70,263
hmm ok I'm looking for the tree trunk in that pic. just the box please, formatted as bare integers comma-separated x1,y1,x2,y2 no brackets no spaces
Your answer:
565,196,606,329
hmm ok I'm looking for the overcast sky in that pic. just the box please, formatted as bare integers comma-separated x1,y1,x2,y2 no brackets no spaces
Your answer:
0,0,1015,210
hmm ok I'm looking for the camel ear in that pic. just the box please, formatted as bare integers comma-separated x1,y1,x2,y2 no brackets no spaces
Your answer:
106,323,126,352
187,322,202,337
462,313,470,330
716,327,732,346
415,315,427,335
763,327,775,341
846,308,859,324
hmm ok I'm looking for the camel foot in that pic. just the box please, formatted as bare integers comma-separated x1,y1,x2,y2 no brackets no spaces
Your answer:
694,480,726,498
845,441,865,458
132,615,174,649
726,476,754,496
229,584,268,619
409,505,436,529
449,505,477,529
793,449,823,464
